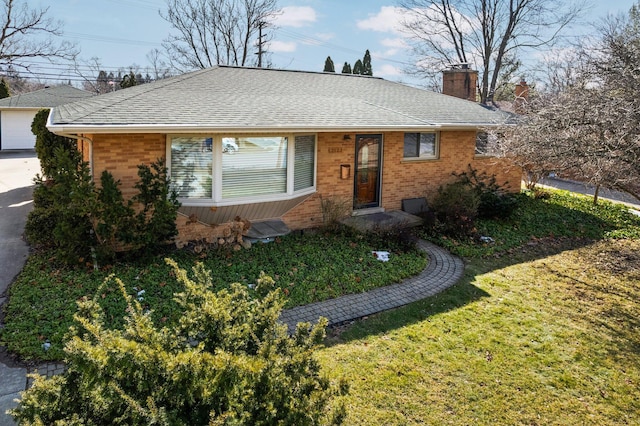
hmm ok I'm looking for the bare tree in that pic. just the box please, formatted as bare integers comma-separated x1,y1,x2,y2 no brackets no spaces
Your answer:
146,48,173,80
398,0,586,104
493,8,640,203
160,0,279,70
0,0,77,72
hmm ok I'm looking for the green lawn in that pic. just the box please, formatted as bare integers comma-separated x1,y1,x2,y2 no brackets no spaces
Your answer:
318,191,640,425
3,188,640,424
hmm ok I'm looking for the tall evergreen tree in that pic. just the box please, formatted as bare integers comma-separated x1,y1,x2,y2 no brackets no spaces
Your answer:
324,56,335,72
362,49,373,76
353,59,364,75
341,62,352,74
120,71,137,89
0,78,10,98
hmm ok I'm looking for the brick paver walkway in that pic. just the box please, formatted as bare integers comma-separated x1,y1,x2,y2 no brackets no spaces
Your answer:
17,240,463,399
279,239,465,332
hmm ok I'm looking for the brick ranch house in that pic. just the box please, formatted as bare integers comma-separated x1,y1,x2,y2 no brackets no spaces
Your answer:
46,65,521,246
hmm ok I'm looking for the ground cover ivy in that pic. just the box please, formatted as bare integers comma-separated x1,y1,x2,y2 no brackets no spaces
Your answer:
2,228,426,361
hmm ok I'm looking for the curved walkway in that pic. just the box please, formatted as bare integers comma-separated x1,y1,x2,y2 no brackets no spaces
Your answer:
279,239,465,332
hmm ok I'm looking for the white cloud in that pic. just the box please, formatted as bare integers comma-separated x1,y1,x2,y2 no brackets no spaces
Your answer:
356,6,405,34
268,40,297,53
314,32,335,42
378,37,409,56
274,6,317,28
375,63,403,77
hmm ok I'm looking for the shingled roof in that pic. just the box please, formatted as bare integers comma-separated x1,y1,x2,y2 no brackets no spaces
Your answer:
48,66,509,134
0,85,93,109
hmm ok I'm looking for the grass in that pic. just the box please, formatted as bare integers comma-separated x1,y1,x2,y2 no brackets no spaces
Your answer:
3,188,640,424
1,227,426,361
319,238,640,424
316,190,640,425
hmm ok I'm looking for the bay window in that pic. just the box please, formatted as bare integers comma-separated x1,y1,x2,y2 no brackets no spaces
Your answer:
169,134,316,205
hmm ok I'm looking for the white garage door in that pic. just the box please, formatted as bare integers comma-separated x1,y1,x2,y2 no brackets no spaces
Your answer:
1,110,38,150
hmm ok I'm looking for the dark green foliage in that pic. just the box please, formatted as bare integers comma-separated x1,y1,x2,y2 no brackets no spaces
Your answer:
362,50,373,76
0,78,10,98
27,119,180,265
131,159,180,253
324,56,335,72
341,62,352,74
93,171,136,260
25,147,96,266
352,59,364,75
453,166,520,219
31,109,80,178
430,180,481,237
427,167,520,237
10,262,347,425
2,230,427,361
120,71,137,88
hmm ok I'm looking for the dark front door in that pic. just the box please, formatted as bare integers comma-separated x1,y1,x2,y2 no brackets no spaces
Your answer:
354,134,382,209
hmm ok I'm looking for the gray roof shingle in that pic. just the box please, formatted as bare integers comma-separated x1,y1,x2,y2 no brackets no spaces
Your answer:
49,66,510,132
0,85,94,109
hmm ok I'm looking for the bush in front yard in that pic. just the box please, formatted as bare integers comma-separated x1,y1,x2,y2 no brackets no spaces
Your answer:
453,166,520,219
430,180,480,237
10,261,347,426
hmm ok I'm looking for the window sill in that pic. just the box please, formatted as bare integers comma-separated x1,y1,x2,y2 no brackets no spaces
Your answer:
178,187,316,207
401,157,440,163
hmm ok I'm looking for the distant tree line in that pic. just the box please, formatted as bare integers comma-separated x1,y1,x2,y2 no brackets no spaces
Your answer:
324,50,373,76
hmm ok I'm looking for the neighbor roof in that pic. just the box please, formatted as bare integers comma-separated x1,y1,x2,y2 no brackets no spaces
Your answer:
48,66,510,134
0,85,94,109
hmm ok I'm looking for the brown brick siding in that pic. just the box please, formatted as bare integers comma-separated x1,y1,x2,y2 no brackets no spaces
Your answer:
86,131,521,237
283,130,522,230
283,132,355,229
91,134,166,199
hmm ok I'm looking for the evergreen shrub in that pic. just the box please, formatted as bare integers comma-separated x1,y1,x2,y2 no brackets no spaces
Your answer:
10,261,348,425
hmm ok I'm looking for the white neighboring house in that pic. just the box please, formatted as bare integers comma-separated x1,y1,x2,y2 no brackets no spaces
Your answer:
0,85,94,150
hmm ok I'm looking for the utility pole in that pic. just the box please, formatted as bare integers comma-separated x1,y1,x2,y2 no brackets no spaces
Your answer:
256,21,266,68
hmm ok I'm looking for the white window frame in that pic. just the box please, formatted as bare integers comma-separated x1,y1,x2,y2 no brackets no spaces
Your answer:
167,133,317,207
403,132,440,160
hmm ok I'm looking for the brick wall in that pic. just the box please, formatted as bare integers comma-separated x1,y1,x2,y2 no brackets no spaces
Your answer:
86,132,521,236
284,130,521,230
283,132,355,229
382,130,521,211
91,133,166,199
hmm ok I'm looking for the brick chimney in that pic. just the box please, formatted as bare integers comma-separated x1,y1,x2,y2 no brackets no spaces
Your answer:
442,63,478,102
514,79,529,113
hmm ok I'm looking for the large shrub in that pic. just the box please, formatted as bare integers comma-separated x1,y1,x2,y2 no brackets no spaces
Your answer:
453,166,520,219
32,109,80,178
130,160,181,253
10,261,347,425
25,147,96,265
430,179,481,237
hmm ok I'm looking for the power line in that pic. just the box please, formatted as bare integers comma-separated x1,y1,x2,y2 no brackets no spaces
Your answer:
275,28,414,68
63,31,163,48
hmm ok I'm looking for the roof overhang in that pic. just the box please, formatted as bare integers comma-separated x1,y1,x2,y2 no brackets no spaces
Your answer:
47,108,509,136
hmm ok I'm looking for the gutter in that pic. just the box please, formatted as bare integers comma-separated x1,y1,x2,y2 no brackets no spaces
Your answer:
45,122,507,135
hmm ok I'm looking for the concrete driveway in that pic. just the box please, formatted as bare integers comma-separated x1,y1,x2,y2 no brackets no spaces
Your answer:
0,150,39,297
0,149,39,425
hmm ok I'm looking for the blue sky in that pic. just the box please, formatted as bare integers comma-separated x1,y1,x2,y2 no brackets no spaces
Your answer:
33,0,639,86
